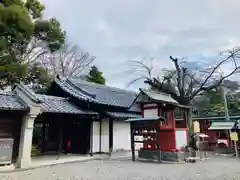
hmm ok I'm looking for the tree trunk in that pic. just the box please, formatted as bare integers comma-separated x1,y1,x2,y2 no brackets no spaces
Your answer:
187,107,193,139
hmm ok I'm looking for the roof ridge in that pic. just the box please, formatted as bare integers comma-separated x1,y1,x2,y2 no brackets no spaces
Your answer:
66,79,96,98
70,78,137,95
37,94,66,101
141,88,171,96
56,75,138,108
16,83,42,103
55,76,96,102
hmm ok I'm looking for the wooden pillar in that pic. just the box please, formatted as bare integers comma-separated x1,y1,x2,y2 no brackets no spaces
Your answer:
89,120,93,156
172,110,176,129
130,122,135,161
99,119,102,153
109,118,113,154
156,121,161,162
57,119,63,159
41,123,46,153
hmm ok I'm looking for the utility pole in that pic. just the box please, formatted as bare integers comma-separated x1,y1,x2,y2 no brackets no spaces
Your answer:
221,84,238,158
221,85,229,120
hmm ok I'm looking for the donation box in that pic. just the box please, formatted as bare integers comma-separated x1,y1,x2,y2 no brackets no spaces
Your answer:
0,138,14,165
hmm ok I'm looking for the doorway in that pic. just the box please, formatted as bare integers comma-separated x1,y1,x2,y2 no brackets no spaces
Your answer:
63,119,91,154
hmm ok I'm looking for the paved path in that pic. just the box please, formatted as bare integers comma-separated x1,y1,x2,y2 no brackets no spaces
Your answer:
1,156,240,180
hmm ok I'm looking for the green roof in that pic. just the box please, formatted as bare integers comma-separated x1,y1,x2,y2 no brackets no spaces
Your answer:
107,111,141,119
125,116,165,122
192,115,240,121
208,121,235,130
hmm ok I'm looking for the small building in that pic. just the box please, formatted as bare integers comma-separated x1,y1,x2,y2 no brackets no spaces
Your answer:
130,89,190,161
192,115,240,149
0,76,142,169
0,91,28,164
47,76,141,154
0,77,198,167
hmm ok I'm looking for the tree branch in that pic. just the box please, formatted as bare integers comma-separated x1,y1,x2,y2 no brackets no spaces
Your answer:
190,48,240,99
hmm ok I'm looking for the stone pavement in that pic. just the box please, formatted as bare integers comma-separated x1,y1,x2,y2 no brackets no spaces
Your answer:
0,156,240,180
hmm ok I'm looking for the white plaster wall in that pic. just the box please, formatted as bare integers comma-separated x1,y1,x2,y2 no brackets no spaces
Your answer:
144,109,158,118
175,130,187,150
92,121,100,153
113,121,131,152
101,119,109,153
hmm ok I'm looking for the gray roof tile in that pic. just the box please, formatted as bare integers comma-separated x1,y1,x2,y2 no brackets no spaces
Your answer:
37,95,97,115
19,84,98,115
140,89,179,104
128,103,141,113
66,78,138,108
0,91,28,110
55,77,94,102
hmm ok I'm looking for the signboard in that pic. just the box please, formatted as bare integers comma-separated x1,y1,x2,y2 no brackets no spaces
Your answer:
230,132,238,141
143,109,158,118
0,138,14,165
134,135,143,142
193,121,200,133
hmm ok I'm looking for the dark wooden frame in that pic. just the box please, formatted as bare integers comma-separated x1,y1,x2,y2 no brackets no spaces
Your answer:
129,119,163,162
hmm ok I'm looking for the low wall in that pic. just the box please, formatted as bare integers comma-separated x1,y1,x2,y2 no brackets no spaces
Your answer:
138,149,183,162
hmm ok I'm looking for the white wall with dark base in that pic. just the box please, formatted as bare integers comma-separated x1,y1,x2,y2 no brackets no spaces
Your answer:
100,119,109,153
92,121,100,153
113,121,131,152
175,130,187,150
92,119,110,153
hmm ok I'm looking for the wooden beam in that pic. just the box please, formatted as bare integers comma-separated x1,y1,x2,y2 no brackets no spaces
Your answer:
130,122,136,161
99,119,102,153
89,121,93,156
57,119,63,159
156,121,161,162
109,118,113,154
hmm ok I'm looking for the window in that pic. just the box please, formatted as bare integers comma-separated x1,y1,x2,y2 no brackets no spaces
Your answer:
174,107,184,119
160,108,171,124
217,131,228,139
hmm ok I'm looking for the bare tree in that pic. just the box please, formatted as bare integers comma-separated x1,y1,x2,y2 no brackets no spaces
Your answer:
38,42,95,78
130,48,240,106
22,38,49,64
129,48,240,136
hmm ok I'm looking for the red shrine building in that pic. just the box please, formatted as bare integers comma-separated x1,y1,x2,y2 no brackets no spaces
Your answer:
131,89,190,161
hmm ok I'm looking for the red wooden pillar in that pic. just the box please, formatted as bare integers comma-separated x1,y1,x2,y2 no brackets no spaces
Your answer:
172,110,177,150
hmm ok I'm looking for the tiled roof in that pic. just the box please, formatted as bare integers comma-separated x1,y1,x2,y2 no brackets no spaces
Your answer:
55,77,94,102
139,89,179,105
126,116,165,122
64,78,138,108
128,103,141,113
37,95,98,115
18,83,98,115
0,91,28,110
208,121,235,130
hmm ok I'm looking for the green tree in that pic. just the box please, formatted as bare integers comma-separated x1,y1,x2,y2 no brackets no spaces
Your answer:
25,63,53,93
86,66,106,85
194,81,240,115
0,0,65,89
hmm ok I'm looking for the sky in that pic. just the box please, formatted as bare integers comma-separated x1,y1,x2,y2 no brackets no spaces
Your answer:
41,0,240,90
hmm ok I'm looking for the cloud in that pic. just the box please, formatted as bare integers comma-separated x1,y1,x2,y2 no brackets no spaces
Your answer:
41,0,240,89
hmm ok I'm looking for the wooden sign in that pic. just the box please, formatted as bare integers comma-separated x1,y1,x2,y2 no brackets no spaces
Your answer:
193,121,200,133
230,132,238,141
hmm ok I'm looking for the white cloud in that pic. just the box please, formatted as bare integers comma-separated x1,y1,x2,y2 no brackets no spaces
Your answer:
41,0,240,89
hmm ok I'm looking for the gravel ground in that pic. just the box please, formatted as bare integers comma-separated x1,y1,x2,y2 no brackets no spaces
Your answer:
0,156,240,180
